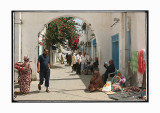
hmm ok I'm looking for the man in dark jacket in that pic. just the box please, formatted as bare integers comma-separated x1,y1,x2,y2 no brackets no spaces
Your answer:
103,60,115,84
37,49,50,92
92,57,99,72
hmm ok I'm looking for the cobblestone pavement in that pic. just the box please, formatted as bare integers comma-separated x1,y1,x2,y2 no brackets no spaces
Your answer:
13,63,113,102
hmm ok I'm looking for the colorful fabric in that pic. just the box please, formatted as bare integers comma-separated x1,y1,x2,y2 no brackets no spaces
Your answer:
120,76,126,84
111,84,122,92
130,51,138,72
111,75,121,84
138,50,146,75
15,57,31,94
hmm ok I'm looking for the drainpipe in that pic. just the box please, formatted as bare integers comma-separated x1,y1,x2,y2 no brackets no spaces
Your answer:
19,12,22,62
124,12,129,87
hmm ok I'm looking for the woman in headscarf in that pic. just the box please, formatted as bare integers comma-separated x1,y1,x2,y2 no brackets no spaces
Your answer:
14,56,31,94
88,70,104,92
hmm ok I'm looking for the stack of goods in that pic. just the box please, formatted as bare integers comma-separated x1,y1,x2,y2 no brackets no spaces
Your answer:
123,86,141,92
111,76,122,92
112,83,122,92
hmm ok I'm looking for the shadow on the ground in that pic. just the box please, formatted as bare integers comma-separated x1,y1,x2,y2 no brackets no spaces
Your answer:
78,74,93,88
51,88,86,92
28,90,41,94
84,89,91,93
47,88,98,100
14,90,43,96
51,65,64,69
66,71,72,73
69,73,77,76
50,78,80,81
14,84,20,88
65,64,70,66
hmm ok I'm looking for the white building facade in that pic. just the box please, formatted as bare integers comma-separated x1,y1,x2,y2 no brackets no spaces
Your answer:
13,11,147,87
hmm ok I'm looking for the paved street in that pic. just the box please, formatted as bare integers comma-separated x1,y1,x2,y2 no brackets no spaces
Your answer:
14,63,113,102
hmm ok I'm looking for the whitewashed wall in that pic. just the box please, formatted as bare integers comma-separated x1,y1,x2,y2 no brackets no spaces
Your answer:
14,12,20,82
14,12,147,81
15,12,112,79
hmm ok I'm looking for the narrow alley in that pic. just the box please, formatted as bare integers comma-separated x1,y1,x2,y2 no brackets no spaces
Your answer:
14,63,113,102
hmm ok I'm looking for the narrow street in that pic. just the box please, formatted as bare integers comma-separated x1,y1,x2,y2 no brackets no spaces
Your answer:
14,63,113,102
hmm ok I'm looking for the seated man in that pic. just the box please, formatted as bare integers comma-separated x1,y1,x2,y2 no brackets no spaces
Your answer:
92,57,99,71
85,57,99,75
103,60,115,84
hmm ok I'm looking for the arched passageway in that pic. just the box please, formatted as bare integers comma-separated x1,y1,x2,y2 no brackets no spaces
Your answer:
38,16,97,68
14,12,108,80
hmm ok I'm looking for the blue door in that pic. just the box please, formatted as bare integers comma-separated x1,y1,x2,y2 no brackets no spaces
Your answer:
112,34,119,70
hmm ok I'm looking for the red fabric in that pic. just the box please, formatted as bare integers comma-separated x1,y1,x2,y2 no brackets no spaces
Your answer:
138,50,146,75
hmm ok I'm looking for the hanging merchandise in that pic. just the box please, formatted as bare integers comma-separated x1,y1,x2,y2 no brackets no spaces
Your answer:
143,49,147,64
130,51,138,72
138,50,146,75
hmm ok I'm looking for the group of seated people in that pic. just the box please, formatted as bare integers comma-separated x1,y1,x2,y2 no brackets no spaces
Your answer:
88,59,116,92
84,57,99,75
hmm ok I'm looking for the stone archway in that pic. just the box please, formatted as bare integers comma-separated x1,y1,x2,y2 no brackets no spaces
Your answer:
38,15,97,68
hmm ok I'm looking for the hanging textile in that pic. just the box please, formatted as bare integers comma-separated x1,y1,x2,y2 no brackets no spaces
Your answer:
138,50,146,75
130,51,138,72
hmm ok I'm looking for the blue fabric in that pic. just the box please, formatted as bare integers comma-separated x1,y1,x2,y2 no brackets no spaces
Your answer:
38,54,50,72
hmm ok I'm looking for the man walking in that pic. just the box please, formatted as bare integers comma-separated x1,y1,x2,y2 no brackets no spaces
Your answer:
37,49,50,92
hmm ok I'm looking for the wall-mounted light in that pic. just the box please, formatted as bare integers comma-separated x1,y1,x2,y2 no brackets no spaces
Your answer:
111,18,120,27
114,18,120,22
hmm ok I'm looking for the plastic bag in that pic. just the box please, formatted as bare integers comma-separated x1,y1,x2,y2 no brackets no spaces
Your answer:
102,81,111,92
